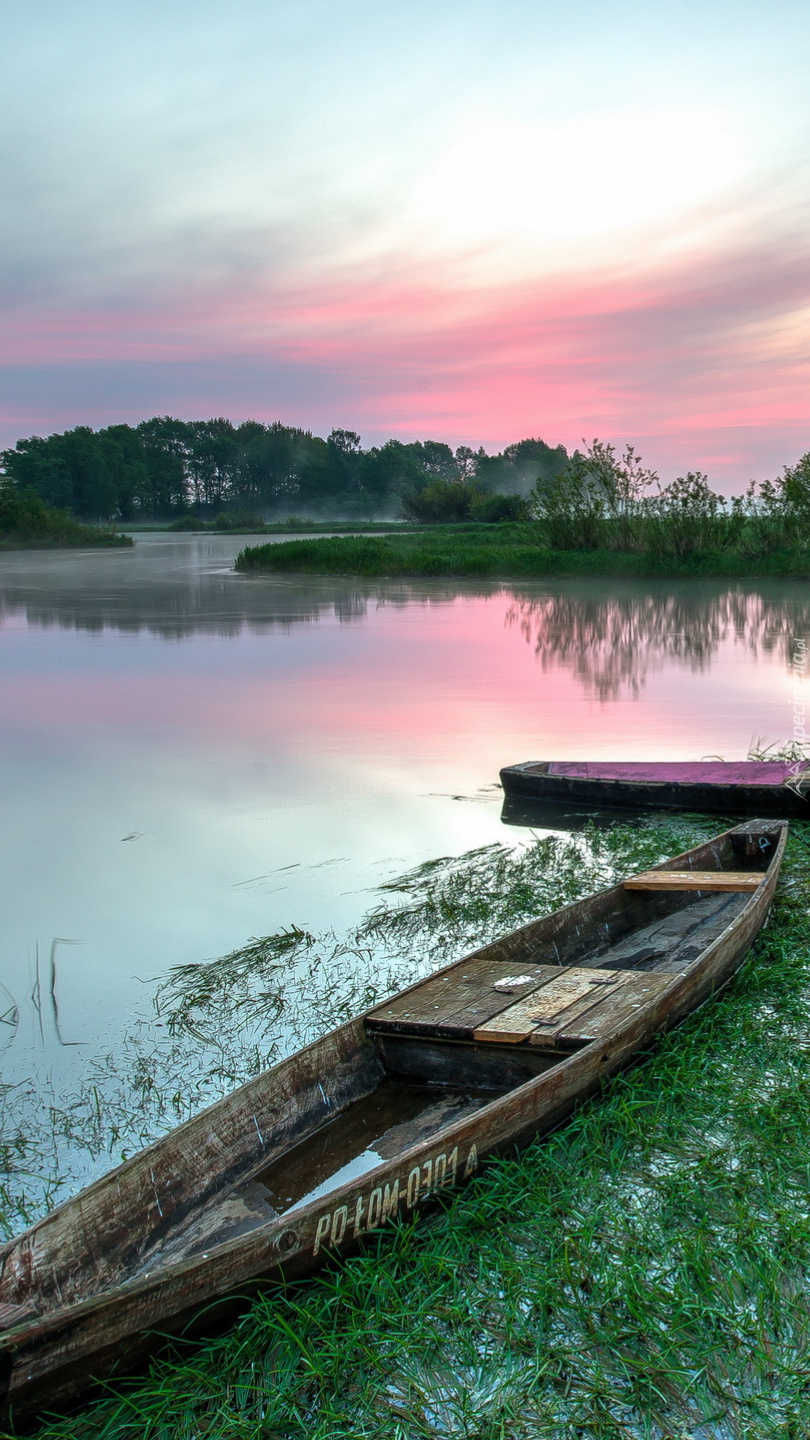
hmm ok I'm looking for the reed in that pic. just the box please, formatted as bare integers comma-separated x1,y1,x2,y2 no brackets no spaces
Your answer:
10,819,810,1439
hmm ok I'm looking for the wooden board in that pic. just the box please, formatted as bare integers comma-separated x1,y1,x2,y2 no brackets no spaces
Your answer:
366,961,561,1039
623,870,762,892
472,968,622,1043
554,971,673,1044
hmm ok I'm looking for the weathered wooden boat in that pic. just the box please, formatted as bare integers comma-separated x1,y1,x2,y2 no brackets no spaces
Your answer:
0,819,787,1427
500,759,810,816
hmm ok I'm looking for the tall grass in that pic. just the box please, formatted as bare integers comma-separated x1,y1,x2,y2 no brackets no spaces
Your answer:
236,530,810,579
10,818,810,1438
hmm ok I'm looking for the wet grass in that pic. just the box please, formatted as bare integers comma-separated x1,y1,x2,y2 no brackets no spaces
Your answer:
235,530,810,580
10,818,810,1438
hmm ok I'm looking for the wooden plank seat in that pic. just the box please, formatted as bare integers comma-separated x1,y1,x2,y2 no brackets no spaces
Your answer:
623,870,762,892
365,959,563,1042
472,967,671,1046
366,963,673,1050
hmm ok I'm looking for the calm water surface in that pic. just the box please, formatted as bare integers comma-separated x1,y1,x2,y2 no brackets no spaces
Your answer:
1,534,808,1084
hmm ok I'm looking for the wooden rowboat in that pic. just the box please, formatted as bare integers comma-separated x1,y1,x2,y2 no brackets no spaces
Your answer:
0,819,787,1427
500,759,810,816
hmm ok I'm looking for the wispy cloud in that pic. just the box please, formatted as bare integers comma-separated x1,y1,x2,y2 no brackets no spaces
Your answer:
4,207,808,482
3,0,810,480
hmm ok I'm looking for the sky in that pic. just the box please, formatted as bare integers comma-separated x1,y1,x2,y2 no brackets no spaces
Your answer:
2,0,810,485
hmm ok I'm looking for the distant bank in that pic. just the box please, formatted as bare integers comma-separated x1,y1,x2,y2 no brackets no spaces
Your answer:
234,527,810,580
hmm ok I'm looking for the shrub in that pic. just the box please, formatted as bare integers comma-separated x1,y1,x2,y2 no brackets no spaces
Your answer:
469,492,531,522
0,484,131,546
168,515,204,531
641,472,739,558
213,512,266,531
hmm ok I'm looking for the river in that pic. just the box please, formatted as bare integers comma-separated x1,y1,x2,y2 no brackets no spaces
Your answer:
0,533,807,1221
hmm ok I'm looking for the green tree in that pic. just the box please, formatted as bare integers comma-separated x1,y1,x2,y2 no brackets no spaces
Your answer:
469,492,530,522
476,437,568,495
0,435,74,510
359,440,425,513
136,417,190,514
47,427,117,518
406,440,459,481
97,424,151,519
186,418,237,510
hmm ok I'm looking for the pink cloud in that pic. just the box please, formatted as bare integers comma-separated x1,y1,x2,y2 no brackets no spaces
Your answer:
2,226,809,483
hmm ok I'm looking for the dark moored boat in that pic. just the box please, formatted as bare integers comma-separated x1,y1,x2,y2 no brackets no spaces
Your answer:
0,820,787,1427
500,759,810,816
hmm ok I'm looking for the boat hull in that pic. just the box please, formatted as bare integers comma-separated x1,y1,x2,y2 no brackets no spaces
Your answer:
500,760,810,817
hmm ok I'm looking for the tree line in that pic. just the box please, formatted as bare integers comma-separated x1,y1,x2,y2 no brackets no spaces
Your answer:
4,418,808,551
0,417,569,522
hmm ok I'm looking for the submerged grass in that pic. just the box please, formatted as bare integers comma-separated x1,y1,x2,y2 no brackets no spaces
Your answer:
10,818,810,1439
235,529,810,580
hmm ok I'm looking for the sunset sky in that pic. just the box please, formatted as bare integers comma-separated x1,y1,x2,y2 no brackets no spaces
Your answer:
3,0,810,484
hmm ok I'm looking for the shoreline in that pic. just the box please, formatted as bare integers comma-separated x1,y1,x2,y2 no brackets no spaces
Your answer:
235,531,810,580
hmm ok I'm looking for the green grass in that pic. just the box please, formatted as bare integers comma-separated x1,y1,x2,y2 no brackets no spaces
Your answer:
235,529,810,579
10,819,810,1439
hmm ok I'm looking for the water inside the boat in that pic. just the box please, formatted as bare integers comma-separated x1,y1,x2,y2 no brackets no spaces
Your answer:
243,1082,499,1216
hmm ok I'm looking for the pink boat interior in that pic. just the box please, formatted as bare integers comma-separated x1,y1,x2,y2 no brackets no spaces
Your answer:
547,760,807,786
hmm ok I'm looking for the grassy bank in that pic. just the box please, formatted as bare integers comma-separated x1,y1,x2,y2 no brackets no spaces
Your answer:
12,819,810,1439
235,528,810,579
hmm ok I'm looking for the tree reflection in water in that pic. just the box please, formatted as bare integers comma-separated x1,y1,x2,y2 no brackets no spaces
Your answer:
505,583,810,701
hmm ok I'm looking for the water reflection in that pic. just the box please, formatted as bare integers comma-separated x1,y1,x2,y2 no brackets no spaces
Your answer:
2,543,809,707
499,793,645,832
505,584,810,700
2,537,808,1182
0,535,494,640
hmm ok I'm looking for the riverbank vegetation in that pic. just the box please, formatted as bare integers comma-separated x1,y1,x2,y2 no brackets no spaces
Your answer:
237,443,810,578
235,528,810,580
3,413,810,570
0,485,131,548
9,818,810,1439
